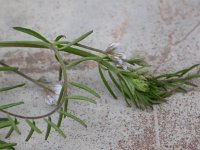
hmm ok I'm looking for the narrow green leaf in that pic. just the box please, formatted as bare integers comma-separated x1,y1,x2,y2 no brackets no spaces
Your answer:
161,87,186,97
44,118,66,138
0,102,24,110
166,74,200,83
0,121,12,129
135,91,151,108
0,140,16,150
59,111,87,128
118,77,131,107
0,41,49,48
60,46,96,57
126,57,148,66
5,127,14,139
13,27,49,43
5,119,17,139
0,41,96,57
118,75,140,107
0,83,25,92
176,64,199,77
155,64,200,79
119,71,138,78
54,54,59,61
25,128,34,142
57,41,106,54
59,66,62,81
64,97,68,114
60,30,93,50
183,81,197,87
57,108,63,128
57,86,64,105
184,74,200,80
66,57,97,69
98,65,117,99
70,82,100,98
7,116,20,135
100,61,119,73
0,66,18,71
54,35,66,42
108,71,131,106
0,118,9,122
125,78,140,107
45,117,51,140
108,71,121,91
25,120,42,134
68,95,96,104
177,87,187,93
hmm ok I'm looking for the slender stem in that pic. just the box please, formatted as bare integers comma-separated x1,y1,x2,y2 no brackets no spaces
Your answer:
0,39,107,119
57,41,107,55
0,41,99,57
0,41,107,54
0,40,107,55
51,43,68,109
0,41,49,48
0,61,54,93
0,45,68,119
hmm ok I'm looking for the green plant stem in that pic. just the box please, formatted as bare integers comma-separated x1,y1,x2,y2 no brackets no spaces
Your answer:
0,40,107,55
56,41,107,55
0,61,54,93
50,43,68,111
0,45,68,120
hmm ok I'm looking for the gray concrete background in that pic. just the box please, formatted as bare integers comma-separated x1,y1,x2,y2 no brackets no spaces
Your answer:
0,0,200,149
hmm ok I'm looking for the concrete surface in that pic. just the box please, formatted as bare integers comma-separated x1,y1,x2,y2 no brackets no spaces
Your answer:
1,0,200,149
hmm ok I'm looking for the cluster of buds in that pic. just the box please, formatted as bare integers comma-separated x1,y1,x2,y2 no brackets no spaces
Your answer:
105,43,128,71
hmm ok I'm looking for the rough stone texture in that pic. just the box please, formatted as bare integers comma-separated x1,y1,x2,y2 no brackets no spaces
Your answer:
0,0,200,149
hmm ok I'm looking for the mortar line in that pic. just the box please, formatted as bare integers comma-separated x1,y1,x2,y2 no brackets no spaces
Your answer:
153,106,161,149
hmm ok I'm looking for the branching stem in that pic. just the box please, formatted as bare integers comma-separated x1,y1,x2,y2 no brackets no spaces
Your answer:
0,61,54,93
0,45,68,119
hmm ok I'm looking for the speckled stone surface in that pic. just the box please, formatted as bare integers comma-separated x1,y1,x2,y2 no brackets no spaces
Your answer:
1,0,200,149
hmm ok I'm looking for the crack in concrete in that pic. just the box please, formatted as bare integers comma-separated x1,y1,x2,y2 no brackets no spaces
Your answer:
153,33,173,73
153,106,161,149
153,21,200,73
172,21,200,46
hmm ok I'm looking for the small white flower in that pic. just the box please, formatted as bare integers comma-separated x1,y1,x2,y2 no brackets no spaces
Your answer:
121,53,127,60
109,55,123,65
117,58,123,65
106,42,128,71
45,83,62,106
116,52,127,60
106,42,121,53
122,65,128,71
110,43,121,50
111,56,119,61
